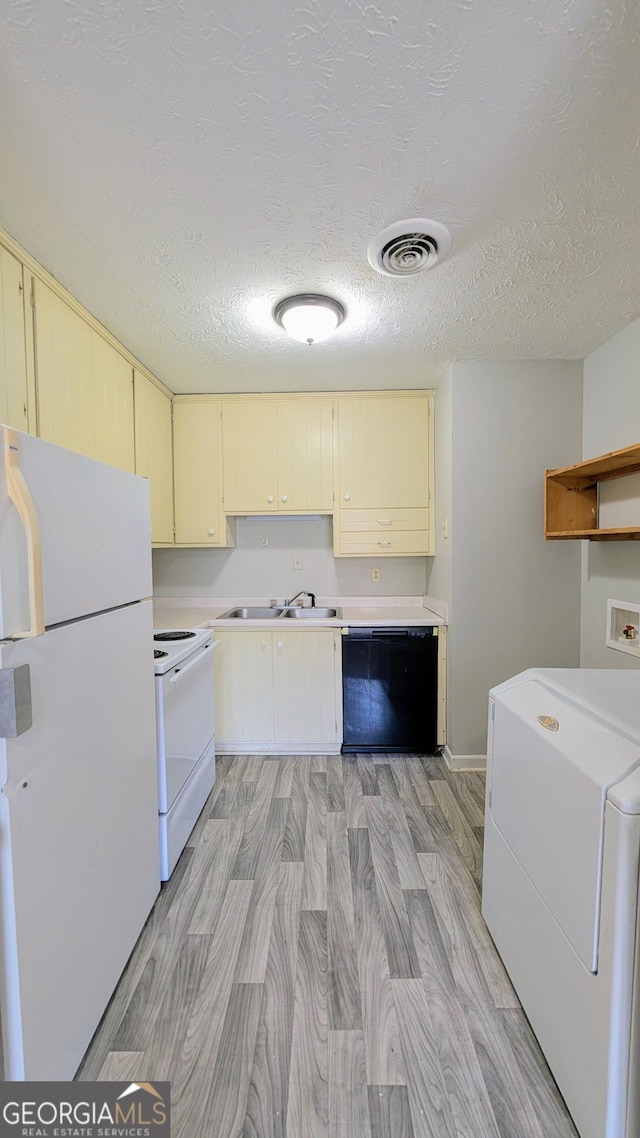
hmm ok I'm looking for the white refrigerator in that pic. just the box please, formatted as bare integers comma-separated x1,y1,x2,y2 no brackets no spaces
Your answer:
0,426,160,1080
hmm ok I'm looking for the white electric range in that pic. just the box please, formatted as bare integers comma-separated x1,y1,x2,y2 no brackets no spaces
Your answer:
153,628,218,879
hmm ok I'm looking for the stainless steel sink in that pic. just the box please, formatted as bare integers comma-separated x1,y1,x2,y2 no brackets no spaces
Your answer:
219,606,284,619
283,607,342,619
218,605,342,620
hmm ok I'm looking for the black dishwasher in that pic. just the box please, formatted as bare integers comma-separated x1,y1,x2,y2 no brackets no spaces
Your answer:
342,627,438,753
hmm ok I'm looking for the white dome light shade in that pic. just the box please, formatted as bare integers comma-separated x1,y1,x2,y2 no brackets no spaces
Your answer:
274,294,345,344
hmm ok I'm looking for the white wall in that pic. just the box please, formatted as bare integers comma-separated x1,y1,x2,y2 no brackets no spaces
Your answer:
152,516,428,598
581,315,640,667
425,366,453,730
446,361,583,759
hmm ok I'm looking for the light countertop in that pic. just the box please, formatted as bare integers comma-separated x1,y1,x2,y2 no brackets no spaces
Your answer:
153,595,446,631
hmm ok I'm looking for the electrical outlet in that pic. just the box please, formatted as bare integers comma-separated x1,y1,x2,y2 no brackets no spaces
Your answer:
261,537,269,546
293,553,302,570
371,567,381,584
442,517,449,539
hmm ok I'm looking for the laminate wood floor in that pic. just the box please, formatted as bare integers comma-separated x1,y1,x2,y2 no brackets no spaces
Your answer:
77,754,579,1138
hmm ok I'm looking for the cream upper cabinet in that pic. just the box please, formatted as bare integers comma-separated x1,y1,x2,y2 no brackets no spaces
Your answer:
173,397,234,547
337,393,430,509
222,396,333,514
335,392,434,556
276,398,333,512
0,248,29,432
34,278,94,457
34,278,136,470
134,370,174,545
214,628,340,751
92,331,135,472
222,399,278,512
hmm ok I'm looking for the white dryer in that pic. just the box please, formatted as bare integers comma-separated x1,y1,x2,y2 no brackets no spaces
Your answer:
482,669,640,1138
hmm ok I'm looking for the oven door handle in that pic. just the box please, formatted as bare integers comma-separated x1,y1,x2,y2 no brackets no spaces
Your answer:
168,640,219,684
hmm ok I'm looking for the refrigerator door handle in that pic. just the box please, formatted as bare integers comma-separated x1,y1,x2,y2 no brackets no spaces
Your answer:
0,664,32,737
4,428,45,638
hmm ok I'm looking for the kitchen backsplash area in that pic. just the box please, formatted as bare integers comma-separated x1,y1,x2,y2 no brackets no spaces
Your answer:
152,516,428,598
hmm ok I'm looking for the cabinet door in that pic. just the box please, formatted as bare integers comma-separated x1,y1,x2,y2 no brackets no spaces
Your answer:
272,630,338,745
277,398,333,511
34,279,94,457
133,370,174,544
0,248,29,432
222,400,278,512
214,631,274,745
174,399,223,545
337,394,430,509
92,332,135,472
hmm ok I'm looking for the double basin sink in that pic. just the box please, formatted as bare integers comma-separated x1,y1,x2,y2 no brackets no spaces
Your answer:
219,606,342,620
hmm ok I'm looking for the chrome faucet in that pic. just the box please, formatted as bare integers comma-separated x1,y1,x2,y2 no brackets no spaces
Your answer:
285,589,316,608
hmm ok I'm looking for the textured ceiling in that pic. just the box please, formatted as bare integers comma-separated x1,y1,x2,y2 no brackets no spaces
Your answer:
1,0,639,393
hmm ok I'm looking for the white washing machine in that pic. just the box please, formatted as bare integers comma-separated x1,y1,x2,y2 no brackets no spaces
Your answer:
482,669,640,1138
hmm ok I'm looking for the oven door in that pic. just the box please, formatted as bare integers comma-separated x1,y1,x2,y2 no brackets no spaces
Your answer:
155,639,216,813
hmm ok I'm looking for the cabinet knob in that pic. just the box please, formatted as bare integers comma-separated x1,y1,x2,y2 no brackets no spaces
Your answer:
276,641,283,650
281,495,288,503
207,528,215,536
261,640,267,648
267,495,274,503
343,493,351,501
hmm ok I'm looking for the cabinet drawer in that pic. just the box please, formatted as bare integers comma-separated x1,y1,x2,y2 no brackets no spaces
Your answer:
338,530,431,556
338,508,430,533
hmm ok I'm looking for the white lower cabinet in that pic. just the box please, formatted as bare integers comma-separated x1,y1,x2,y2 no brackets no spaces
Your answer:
214,628,341,753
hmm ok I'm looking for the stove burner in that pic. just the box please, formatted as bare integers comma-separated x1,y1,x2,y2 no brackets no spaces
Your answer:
154,630,197,642
154,649,168,660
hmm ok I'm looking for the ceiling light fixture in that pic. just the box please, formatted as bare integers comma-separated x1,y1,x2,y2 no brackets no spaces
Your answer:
274,293,345,345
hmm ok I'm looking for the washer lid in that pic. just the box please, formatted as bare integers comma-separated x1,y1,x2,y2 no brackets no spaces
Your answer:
492,668,640,746
489,674,640,973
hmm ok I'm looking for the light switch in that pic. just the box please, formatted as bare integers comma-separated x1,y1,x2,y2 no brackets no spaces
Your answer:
293,553,302,570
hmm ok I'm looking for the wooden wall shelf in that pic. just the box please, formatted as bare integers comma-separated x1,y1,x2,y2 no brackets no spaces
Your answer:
545,442,640,540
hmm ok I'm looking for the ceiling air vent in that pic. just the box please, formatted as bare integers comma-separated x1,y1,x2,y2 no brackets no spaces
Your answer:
367,218,452,277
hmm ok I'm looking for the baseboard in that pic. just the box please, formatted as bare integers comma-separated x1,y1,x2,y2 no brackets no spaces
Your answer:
216,742,341,755
442,745,486,772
